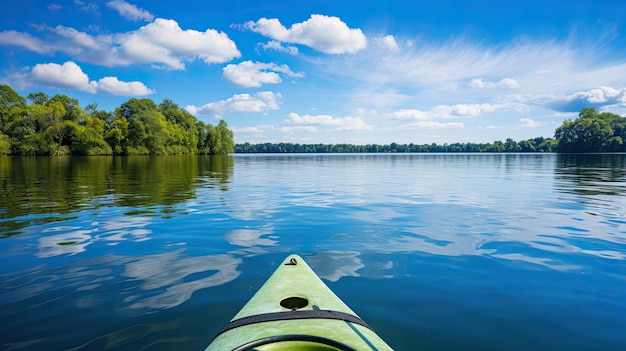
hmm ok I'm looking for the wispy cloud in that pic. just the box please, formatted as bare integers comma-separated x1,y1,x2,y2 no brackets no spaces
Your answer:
223,60,304,87
373,35,399,52
257,40,298,55
243,14,367,54
106,0,154,22
11,61,154,95
186,91,282,117
0,31,53,54
324,36,574,88
74,0,99,14
312,30,626,133
323,33,626,100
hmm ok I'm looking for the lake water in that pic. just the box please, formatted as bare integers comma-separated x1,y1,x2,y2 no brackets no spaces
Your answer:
1,153,625,351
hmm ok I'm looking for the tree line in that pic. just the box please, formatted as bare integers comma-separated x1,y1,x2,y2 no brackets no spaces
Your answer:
0,84,234,155
236,137,558,153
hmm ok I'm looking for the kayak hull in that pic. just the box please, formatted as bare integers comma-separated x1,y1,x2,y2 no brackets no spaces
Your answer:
206,254,393,351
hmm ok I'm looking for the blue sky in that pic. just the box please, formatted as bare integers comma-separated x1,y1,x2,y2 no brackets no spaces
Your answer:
1,0,626,144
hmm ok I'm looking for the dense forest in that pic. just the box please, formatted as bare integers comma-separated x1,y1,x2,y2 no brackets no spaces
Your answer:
2,84,625,155
0,84,234,155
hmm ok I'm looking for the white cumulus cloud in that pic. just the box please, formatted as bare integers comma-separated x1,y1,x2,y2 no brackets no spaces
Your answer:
243,14,367,54
117,18,241,69
29,61,96,92
186,91,282,117
223,61,304,88
96,76,155,96
546,86,626,112
285,113,372,131
20,61,154,95
106,0,154,22
0,19,240,70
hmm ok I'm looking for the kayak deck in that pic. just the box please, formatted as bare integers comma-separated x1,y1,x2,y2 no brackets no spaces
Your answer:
206,254,393,351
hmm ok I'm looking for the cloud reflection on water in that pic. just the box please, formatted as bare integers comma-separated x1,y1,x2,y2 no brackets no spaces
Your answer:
313,198,625,273
37,216,154,258
27,214,286,314
306,250,365,282
224,228,278,247
121,250,241,311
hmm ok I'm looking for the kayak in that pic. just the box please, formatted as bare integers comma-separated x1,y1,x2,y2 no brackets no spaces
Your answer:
206,254,394,351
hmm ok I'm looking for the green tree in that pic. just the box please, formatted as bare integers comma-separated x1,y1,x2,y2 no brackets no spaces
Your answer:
1,85,27,123
117,98,164,154
486,140,505,152
605,136,623,152
195,120,234,155
555,108,616,152
3,101,65,155
105,116,128,154
27,92,49,105
0,132,10,155
7,116,40,155
48,94,81,122
1,86,27,152
196,120,211,154
504,138,521,152
212,120,234,155
158,99,198,154
206,123,220,154
43,120,75,156
537,139,557,152
599,111,626,152
72,115,112,155
28,102,65,133
518,140,536,152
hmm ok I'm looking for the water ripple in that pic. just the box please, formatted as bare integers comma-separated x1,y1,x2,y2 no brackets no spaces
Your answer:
2,154,626,351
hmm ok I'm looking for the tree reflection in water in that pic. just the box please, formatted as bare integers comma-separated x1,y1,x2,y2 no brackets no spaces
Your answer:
0,155,233,237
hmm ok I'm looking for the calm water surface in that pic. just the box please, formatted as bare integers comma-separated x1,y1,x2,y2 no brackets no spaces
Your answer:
1,154,625,351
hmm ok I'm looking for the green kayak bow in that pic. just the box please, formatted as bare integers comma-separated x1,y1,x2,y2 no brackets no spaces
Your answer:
206,254,394,351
